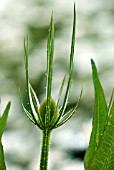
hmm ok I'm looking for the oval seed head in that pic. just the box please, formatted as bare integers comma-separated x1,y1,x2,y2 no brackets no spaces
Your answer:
39,97,58,127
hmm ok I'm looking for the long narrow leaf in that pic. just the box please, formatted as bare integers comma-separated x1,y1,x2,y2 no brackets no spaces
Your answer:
0,142,6,170
84,59,108,169
29,85,40,108
50,74,67,129
23,107,36,125
24,37,39,126
19,88,43,129
0,102,11,170
56,74,66,108
30,85,44,129
0,102,11,141
19,89,36,124
55,88,82,128
59,3,76,117
49,4,76,130
46,14,54,125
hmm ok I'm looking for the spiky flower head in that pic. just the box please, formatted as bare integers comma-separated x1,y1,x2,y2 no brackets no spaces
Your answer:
20,4,82,131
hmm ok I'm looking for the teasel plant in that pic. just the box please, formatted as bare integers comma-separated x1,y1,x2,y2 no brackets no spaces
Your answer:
20,3,82,170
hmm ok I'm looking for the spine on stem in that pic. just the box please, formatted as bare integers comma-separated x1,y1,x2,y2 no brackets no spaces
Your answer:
40,129,51,170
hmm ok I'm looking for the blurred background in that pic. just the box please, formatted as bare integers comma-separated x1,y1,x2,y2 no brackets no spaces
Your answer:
0,0,114,170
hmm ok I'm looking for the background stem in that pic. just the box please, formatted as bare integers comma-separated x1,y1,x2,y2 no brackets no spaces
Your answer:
40,129,51,170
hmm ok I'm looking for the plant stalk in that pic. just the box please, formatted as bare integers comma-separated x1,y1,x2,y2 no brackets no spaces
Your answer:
40,129,51,170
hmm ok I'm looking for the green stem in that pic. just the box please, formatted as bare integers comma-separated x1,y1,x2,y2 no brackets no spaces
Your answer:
40,129,51,170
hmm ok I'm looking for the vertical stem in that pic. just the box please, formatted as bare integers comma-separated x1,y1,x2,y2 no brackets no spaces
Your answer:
40,129,51,170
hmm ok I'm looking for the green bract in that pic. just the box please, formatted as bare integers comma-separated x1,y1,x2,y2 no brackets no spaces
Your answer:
20,3,82,131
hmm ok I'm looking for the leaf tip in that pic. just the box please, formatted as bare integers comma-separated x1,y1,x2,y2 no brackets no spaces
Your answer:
91,58,95,65
91,59,98,75
8,101,11,108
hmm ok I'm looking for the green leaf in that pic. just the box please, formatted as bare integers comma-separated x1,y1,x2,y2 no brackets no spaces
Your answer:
84,59,108,169
0,142,6,170
24,37,40,126
21,99,36,125
49,4,76,130
59,3,76,116
0,102,11,170
19,88,36,124
108,88,114,114
19,87,43,129
88,98,114,170
46,14,54,125
0,102,11,141
29,85,44,129
56,74,66,108
55,88,82,128
49,74,66,130
29,85,40,108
